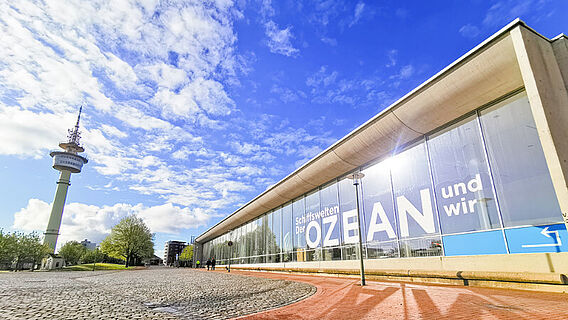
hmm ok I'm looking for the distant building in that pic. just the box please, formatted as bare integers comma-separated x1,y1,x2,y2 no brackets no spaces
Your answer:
164,241,187,266
80,239,97,251
42,254,65,270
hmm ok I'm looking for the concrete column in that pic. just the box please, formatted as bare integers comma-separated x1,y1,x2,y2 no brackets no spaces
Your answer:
511,26,568,229
44,170,72,253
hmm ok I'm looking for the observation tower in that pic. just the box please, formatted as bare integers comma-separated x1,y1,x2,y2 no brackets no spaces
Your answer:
44,107,88,253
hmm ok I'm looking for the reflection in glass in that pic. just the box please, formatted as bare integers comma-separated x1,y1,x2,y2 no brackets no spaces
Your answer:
361,160,397,242
480,95,562,227
428,115,501,234
246,221,253,257
305,190,321,249
342,244,365,260
293,197,306,250
338,177,360,245
282,203,293,252
266,211,274,255
322,247,342,261
273,208,282,255
399,236,442,257
282,252,293,263
320,181,342,247
305,249,319,262
366,241,399,259
391,142,440,238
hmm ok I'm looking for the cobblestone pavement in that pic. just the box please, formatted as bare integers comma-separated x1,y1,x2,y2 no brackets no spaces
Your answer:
0,267,315,320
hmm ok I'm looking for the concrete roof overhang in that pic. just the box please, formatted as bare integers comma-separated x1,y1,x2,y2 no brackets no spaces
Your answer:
195,19,539,244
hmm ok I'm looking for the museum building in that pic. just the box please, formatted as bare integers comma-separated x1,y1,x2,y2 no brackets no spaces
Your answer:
194,20,568,279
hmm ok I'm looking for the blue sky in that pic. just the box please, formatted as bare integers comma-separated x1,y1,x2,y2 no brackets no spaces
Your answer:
1,0,567,258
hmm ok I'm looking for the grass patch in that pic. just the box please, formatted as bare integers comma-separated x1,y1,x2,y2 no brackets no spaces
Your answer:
63,263,135,271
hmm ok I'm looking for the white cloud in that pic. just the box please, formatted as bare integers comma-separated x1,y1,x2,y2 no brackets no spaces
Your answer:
137,203,210,234
459,24,481,38
138,63,188,90
386,49,398,67
321,37,337,46
306,66,338,87
305,65,388,107
264,21,300,57
390,64,414,80
154,78,235,120
459,1,554,39
172,147,191,160
230,141,261,155
0,107,76,158
270,85,300,103
349,2,365,27
13,198,211,251
101,125,127,139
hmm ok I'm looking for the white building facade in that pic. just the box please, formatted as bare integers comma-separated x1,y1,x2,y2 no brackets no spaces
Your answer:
195,21,568,278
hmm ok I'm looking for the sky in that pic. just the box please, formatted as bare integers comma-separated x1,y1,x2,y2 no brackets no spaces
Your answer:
1,0,567,259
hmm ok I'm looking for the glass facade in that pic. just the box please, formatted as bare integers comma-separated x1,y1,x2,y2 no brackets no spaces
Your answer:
202,92,566,265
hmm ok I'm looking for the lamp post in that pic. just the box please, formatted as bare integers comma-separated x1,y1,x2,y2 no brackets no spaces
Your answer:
227,230,234,273
349,172,366,286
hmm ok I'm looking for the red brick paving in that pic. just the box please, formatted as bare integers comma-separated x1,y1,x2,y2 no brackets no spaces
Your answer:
226,270,568,320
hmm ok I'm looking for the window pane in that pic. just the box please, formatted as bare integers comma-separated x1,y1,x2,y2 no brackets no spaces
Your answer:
366,241,399,259
338,176,362,245
480,95,562,227
262,214,268,255
305,249,319,262
239,225,247,258
428,115,500,234
235,227,241,258
293,197,306,250
272,208,282,254
305,190,321,249
399,236,442,257
282,203,293,252
391,142,440,238
246,221,253,257
322,247,342,261
361,160,397,242
282,252,293,262
342,244,361,260
320,181,342,247
266,211,274,255
256,216,265,255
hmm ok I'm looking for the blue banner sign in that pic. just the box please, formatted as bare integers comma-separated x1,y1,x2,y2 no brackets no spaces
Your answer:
505,224,568,254
443,230,507,256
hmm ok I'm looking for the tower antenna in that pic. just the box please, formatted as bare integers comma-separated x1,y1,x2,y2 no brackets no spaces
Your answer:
44,106,89,255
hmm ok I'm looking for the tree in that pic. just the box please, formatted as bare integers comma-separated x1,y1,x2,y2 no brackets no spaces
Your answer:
0,231,49,270
81,248,105,271
179,245,193,267
0,230,17,268
14,232,50,270
59,241,86,265
100,216,154,267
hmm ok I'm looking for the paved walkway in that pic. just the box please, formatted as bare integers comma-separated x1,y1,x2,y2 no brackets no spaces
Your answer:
2,267,567,319
228,270,568,320
0,267,314,320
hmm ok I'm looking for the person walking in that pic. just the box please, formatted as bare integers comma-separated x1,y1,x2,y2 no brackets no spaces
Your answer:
211,258,216,271
196,260,200,268
206,258,211,271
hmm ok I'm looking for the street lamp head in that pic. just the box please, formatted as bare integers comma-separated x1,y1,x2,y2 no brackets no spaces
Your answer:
348,172,365,185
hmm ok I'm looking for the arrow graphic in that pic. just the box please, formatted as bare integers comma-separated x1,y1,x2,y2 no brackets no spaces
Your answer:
522,227,562,248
